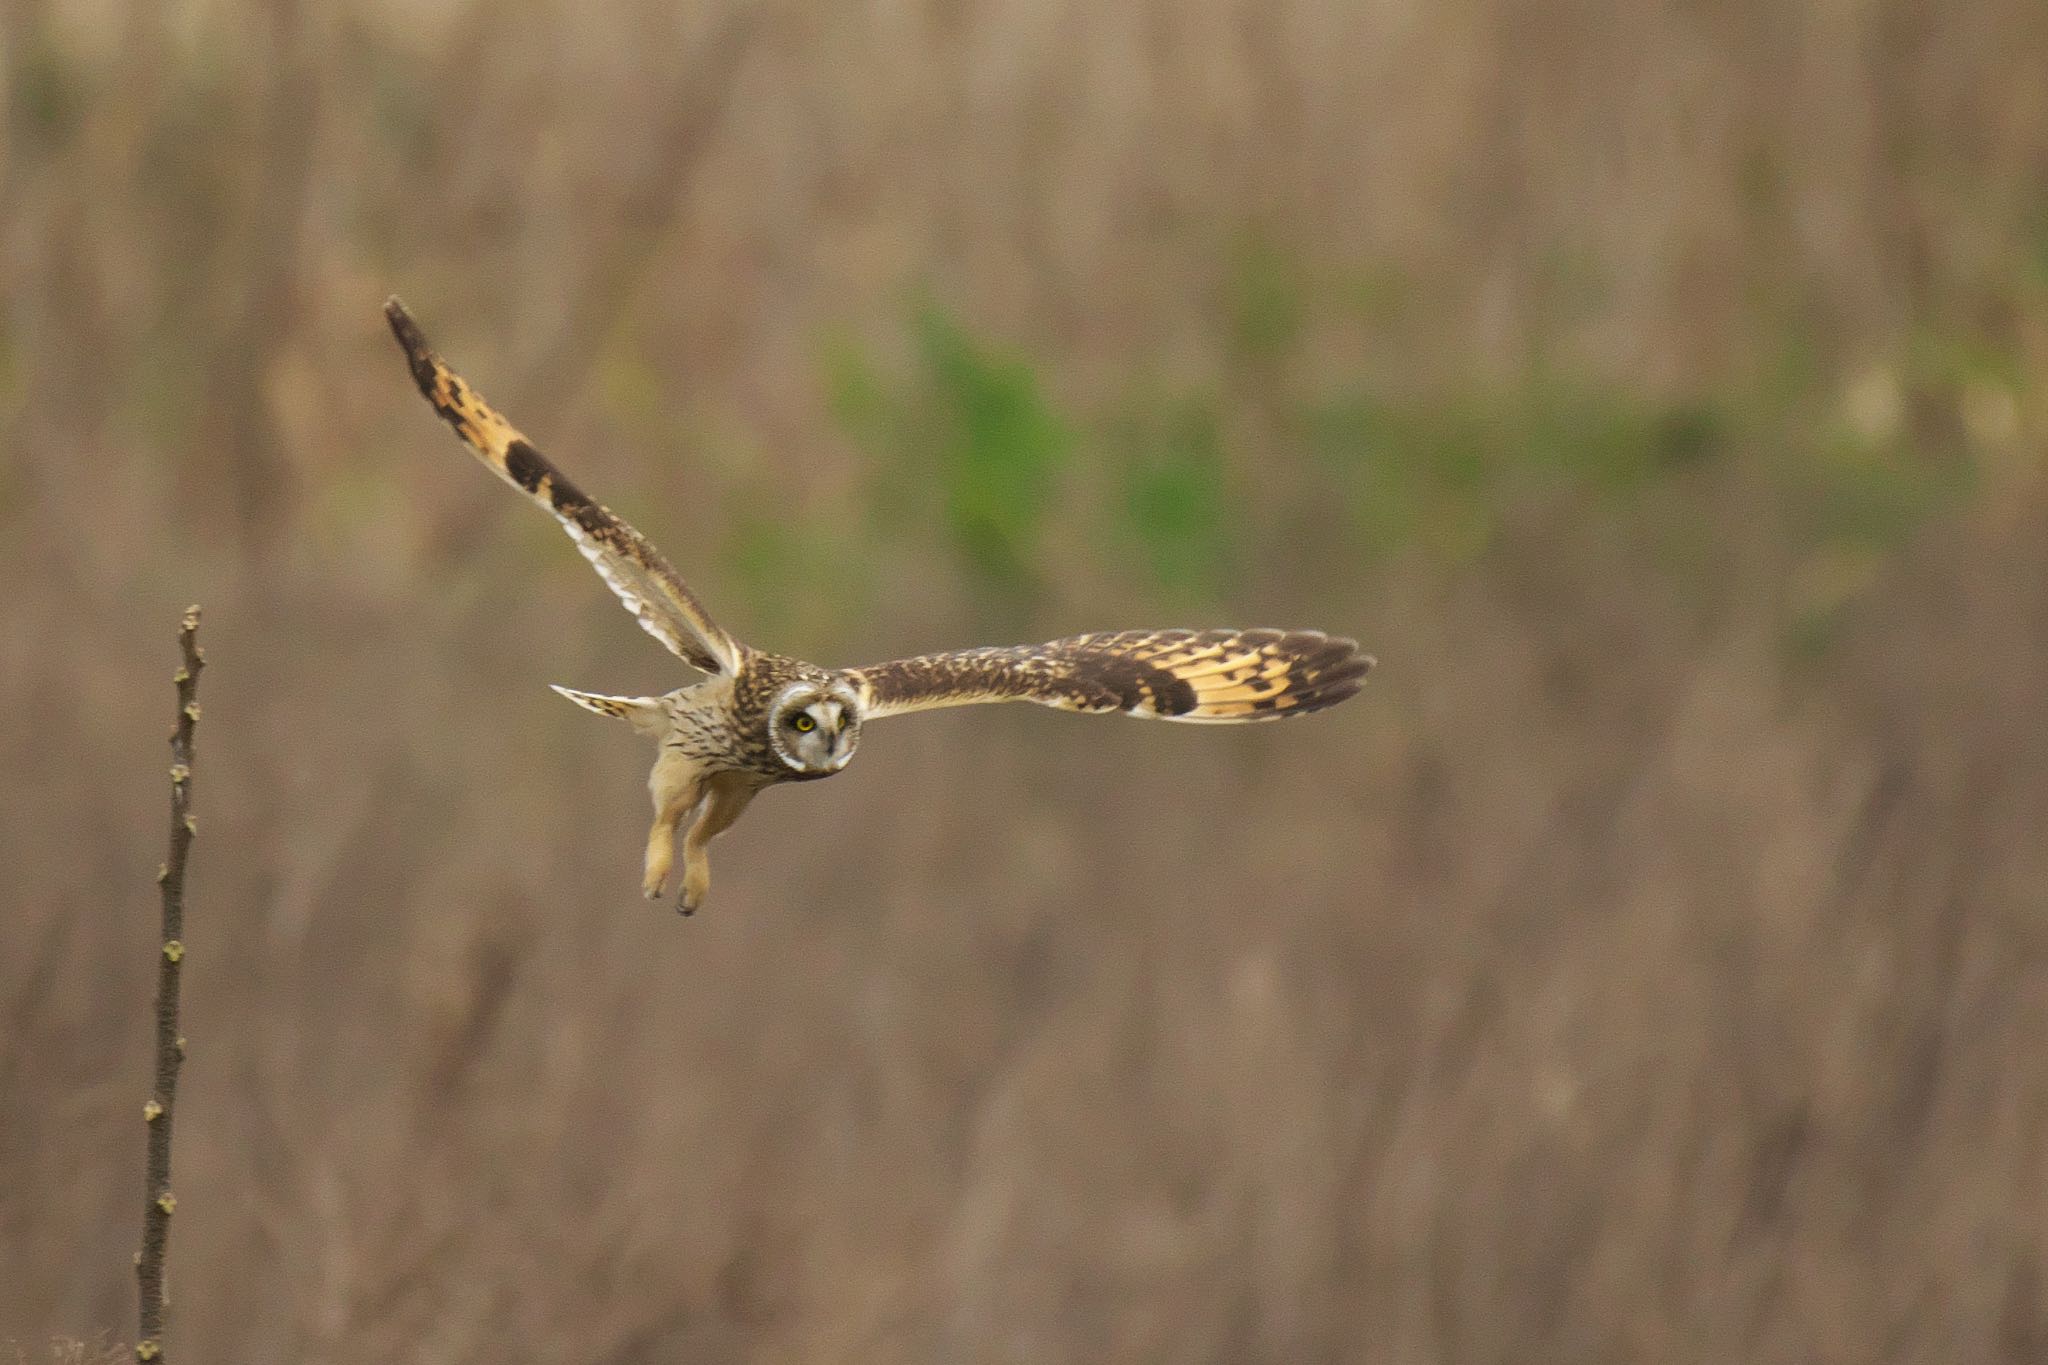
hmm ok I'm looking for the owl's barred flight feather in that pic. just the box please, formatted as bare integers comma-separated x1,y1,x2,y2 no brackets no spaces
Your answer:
385,297,1374,913
849,629,1372,722
383,298,742,677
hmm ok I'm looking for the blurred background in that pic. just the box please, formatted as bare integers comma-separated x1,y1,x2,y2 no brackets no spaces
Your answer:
5,0,2048,1360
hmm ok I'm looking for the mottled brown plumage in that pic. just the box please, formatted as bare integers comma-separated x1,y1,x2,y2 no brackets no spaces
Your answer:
848,629,1370,722
386,298,1373,912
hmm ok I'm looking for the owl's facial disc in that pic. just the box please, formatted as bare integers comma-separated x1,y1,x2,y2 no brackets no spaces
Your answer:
768,684,862,776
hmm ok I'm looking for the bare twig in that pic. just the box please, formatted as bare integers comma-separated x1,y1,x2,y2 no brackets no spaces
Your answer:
135,606,204,1363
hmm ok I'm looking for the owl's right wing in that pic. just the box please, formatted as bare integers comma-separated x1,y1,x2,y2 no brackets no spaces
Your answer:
384,299,745,677
847,629,1371,723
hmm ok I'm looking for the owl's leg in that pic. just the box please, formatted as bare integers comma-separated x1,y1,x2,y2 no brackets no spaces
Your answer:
677,773,758,916
643,749,704,901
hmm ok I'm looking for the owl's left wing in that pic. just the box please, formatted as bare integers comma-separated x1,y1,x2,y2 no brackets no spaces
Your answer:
846,629,1372,723
384,299,745,677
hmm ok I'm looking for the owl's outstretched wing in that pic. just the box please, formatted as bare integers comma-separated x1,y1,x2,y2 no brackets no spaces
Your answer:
847,629,1371,723
384,298,745,677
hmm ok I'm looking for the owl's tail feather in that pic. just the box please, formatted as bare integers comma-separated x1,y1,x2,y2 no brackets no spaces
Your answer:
550,686,671,737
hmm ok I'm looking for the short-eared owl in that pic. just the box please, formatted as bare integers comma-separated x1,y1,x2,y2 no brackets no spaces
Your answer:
386,299,1372,913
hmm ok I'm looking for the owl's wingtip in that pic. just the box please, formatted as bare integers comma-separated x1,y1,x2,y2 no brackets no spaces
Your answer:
381,297,439,396
1328,636,1374,677
383,296,421,341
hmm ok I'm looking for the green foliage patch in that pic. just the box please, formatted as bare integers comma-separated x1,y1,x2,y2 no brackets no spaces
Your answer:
821,245,2020,647
829,305,1072,598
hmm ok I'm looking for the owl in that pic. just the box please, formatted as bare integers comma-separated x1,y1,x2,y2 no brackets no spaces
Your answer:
386,299,1372,913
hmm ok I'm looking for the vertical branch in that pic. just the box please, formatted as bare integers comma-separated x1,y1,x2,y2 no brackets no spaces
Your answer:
136,606,204,1364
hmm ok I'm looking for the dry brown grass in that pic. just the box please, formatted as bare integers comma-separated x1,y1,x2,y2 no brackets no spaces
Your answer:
6,0,2048,1361
10,1339,125,1365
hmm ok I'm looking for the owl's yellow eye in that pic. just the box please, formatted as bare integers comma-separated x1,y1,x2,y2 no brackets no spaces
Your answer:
791,713,816,733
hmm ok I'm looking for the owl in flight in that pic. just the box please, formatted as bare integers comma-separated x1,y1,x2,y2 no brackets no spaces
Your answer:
385,299,1372,913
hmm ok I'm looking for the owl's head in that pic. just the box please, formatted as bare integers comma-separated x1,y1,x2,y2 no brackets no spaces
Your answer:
766,680,863,777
